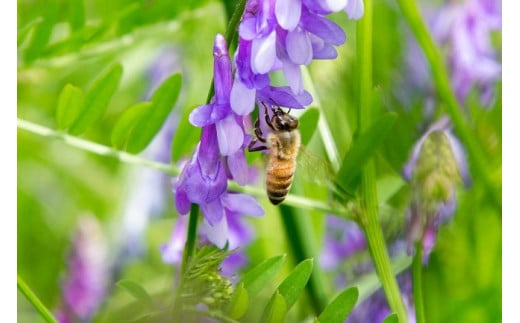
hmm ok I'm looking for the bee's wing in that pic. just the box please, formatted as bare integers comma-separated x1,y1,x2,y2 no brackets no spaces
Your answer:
295,145,335,187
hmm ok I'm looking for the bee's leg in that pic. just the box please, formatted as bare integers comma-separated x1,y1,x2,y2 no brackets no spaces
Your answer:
261,101,275,131
248,119,268,152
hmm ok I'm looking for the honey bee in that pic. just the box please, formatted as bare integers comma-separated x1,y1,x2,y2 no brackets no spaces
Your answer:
248,102,300,205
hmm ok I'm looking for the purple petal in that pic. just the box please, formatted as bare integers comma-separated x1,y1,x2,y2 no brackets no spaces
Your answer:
300,10,346,46
275,0,302,30
189,103,228,127
257,86,313,108
201,214,228,248
226,148,250,185
445,132,471,186
201,197,225,226
216,115,244,156
239,17,258,40
160,216,187,264
231,77,257,115
322,0,348,12
251,31,277,74
310,34,339,59
286,28,313,65
174,183,191,215
221,193,265,217
345,0,364,20
282,58,304,94
213,34,232,103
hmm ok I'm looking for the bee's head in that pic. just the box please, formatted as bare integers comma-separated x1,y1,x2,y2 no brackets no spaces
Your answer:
272,108,298,131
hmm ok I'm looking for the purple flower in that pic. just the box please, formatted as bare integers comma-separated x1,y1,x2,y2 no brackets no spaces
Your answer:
56,215,109,323
347,271,416,323
162,192,263,276
230,0,363,115
431,0,501,105
319,215,366,270
403,116,470,262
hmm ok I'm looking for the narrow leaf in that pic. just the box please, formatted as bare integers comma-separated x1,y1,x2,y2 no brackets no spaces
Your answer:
317,287,358,323
261,291,287,323
335,112,397,196
226,283,249,320
239,254,286,297
69,63,123,135
171,106,200,162
24,3,58,62
277,258,313,309
111,102,152,149
127,73,182,154
116,279,154,308
382,313,399,323
56,84,84,130
298,107,320,146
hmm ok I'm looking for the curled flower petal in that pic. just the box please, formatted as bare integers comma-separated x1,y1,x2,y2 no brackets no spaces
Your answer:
322,0,348,12
189,103,228,127
221,193,264,217
286,27,313,65
281,58,304,94
345,0,365,20
216,115,244,156
251,31,277,74
239,17,258,40
275,0,302,31
226,147,250,185
201,214,228,248
300,10,346,46
201,197,225,225
174,182,191,215
257,86,313,108
231,77,257,115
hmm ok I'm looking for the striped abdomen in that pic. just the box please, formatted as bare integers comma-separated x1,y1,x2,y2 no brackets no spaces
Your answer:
265,130,300,205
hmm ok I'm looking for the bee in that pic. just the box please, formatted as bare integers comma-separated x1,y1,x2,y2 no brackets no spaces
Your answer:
248,102,300,205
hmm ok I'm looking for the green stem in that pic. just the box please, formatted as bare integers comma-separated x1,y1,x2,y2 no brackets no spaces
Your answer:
395,0,500,209
18,118,351,219
412,243,426,323
181,204,200,275
17,274,58,323
356,1,408,322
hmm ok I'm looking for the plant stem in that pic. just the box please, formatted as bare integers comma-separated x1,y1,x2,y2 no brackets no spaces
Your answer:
412,243,426,323
17,274,58,323
181,204,200,275
356,1,408,322
18,118,352,219
395,0,500,209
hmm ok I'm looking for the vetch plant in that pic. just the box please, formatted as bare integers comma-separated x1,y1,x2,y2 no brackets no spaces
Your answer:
17,0,501,322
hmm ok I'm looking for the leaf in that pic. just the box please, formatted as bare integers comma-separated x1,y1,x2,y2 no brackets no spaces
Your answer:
335,112,397,196
276,258,313,309
226,283,249,319
317,287,358,323
24,3,58,62
239,254,286,297
299,107,320,146
382,313,399,323
126,73,182,154
68,63,123,135
111,102,152,149
261,291,287,323
68,0,85,31
55,84,84,130
116,279,154,308
171,106,200,162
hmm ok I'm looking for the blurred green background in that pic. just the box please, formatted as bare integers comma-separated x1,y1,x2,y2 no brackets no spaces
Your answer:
17,0,501,322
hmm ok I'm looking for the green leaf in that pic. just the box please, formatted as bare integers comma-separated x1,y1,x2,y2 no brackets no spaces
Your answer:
68,0,85,31
317,287,358,323
69,63,123,135
277,258,313,309
382,313,399,323
24,3,58,62
261,291,287,323
116,279,154,308
172,105,200,162
56,84,85,130
299,107,320,146
226,282,249,319
239,254,286,297
335,112,397,196
111,102,152,149
126,73,182,154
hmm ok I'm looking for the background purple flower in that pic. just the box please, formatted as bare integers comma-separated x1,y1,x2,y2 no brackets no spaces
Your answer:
56,215,109,323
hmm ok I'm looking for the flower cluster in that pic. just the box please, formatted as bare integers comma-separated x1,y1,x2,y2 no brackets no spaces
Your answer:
170,0,365,264
430,0,501,105
231,0,364,116
403,116,470,262
55,215,110,323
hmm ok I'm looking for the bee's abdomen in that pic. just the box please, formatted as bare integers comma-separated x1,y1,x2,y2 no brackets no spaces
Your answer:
266,158,296,205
